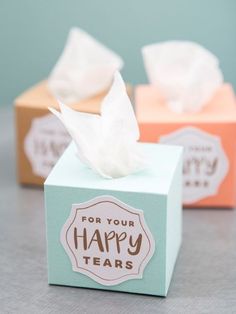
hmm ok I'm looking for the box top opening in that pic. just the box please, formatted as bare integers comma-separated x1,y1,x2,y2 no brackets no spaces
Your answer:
135,84,236,123
15,81,132,115
45,142,182,195
14,81,105,114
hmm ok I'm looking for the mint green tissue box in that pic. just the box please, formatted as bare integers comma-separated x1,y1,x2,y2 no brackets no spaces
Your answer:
44,142,183,297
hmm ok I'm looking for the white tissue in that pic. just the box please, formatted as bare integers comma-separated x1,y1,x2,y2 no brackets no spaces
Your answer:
49,72,145,179
48,27,123,104
142,41,223,113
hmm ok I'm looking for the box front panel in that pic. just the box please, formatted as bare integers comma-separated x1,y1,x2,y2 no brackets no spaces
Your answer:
139,122,236,208
45,185,167,296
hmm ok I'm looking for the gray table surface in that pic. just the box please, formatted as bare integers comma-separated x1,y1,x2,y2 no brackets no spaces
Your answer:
0,107,236,314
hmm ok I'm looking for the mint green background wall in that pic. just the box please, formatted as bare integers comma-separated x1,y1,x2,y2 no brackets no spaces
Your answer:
0,0,236,105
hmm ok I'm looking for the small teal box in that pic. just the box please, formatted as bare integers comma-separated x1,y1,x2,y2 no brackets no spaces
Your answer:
44,142,183,297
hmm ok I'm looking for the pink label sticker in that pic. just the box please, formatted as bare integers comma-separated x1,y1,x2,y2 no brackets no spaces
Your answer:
24,114,71,178
60,196,155,286
160,127,229,203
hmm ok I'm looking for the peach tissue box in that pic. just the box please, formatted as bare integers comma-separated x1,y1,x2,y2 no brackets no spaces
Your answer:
135,84,236,208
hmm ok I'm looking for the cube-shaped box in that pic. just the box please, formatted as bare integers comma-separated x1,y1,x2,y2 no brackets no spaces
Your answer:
135,84,236,208
15,81,132,186
44,142,183,296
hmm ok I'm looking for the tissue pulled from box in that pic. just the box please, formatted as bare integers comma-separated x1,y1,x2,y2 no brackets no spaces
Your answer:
48,27,123,104
142,41,223,113
49,72,145,178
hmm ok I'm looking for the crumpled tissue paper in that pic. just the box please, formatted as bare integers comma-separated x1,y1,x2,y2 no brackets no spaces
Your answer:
142,41,223,113
48,27,123,104
49,72,145,178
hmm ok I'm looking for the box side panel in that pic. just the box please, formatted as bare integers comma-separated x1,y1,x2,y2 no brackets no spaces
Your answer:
15,103,24,184
15,103,49,185
233,137,236,207
44,184,52,283
165,154,183,295
45,184,167,296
